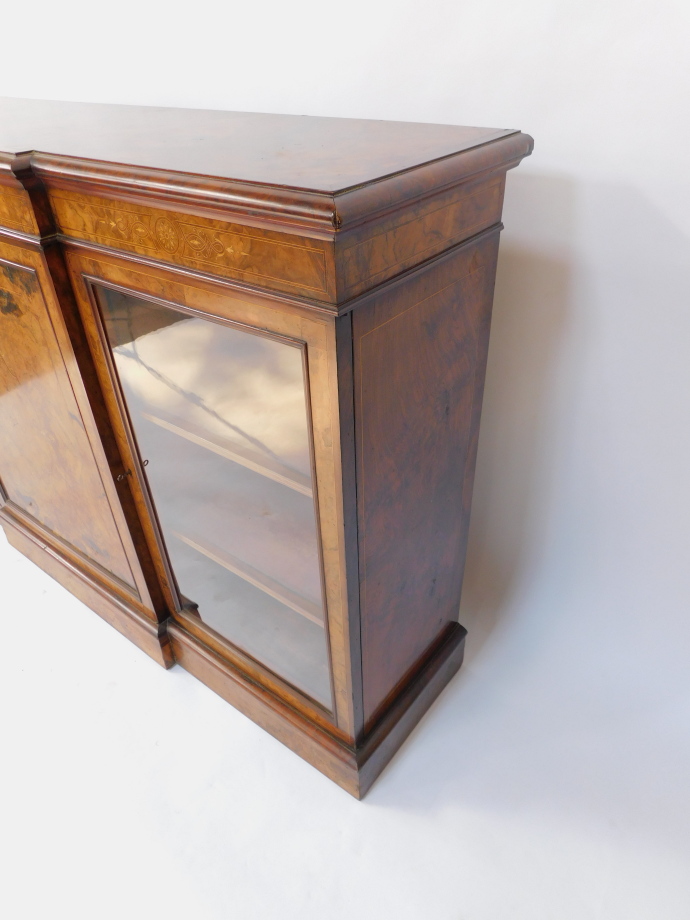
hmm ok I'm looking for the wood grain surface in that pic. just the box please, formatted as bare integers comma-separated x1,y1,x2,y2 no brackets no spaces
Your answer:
0,251,137,589
353,228,501,726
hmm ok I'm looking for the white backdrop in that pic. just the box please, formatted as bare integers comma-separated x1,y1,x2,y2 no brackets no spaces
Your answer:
1,2,689,918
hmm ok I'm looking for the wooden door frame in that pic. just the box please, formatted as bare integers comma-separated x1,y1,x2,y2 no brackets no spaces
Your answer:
62,243,359,740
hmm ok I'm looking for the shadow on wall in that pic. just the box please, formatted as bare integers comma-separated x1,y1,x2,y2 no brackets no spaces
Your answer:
458,171,575,660
369,177,690,843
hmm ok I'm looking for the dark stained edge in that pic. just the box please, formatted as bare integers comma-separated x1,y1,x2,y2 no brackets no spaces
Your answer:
335,312,365,741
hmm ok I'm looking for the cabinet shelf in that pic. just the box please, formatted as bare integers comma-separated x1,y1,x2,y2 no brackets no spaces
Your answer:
142,412,313,497
172,531,324,627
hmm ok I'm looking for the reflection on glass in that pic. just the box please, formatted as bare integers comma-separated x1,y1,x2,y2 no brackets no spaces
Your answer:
96,286,331,707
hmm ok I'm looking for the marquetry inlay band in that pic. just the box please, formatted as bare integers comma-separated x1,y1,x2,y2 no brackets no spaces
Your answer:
49,191,329,296
0,187,39,235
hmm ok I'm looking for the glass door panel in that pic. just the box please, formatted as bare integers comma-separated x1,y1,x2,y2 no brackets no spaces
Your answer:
94,285,331,708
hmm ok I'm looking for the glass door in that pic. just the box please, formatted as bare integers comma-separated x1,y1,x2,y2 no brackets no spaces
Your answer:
93,284,332,708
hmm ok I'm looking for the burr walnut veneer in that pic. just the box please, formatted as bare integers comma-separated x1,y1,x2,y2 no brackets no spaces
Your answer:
0,98,532,797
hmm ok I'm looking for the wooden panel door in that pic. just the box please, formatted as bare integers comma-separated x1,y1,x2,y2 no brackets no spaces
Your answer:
0,240,152,607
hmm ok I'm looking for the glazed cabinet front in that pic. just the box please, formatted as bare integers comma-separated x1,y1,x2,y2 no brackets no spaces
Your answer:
64,250,349,721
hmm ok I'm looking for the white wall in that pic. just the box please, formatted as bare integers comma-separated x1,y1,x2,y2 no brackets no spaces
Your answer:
1,2,690,918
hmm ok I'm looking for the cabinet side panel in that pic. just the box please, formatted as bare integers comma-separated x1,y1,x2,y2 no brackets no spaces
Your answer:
0,253,137,589
48,189,336,302
354,230,500,726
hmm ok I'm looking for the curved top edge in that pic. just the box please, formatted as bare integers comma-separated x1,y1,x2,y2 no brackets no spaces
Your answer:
0,97,521,192
0,99,533,235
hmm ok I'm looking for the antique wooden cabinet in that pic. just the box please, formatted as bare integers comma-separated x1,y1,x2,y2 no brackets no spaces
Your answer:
0,98,532,797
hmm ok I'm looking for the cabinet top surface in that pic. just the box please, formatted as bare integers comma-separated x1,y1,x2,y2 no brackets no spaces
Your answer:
0,97,518,193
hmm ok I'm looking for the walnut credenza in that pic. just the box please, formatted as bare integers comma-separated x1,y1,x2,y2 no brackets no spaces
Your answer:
0,99,532,797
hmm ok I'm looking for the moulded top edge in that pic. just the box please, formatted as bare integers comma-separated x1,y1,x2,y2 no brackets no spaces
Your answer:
0,99,533,233
0,98,530,188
